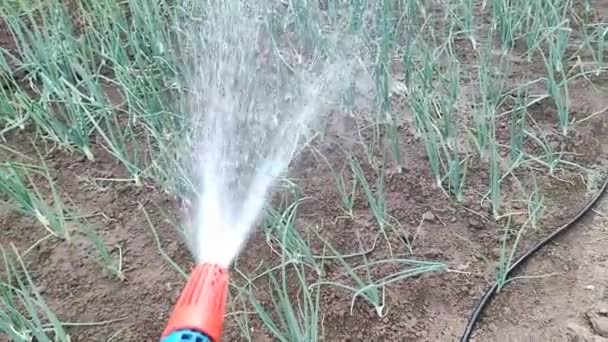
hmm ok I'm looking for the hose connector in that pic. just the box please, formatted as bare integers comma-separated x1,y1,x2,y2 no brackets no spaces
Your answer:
161,263,229,342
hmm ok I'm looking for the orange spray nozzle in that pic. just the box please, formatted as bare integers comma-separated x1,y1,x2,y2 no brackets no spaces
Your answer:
161,263,229,342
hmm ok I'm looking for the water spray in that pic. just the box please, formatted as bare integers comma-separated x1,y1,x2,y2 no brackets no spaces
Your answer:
157,2,356,340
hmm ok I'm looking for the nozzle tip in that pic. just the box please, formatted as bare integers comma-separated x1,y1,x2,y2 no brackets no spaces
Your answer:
161,263,229,342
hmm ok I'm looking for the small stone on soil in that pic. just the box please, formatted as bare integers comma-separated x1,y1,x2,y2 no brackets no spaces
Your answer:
422,211,436,222
587,305,608,338
468,218,483,229
590,316,608,337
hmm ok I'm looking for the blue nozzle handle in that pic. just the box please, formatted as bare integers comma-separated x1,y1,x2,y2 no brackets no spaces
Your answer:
161,330,211,342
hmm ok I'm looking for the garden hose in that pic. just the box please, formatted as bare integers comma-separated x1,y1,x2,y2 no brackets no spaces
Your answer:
460,172,608,341
161,263,229,342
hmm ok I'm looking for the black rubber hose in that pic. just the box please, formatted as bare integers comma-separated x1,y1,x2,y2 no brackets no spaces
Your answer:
460,173,608,341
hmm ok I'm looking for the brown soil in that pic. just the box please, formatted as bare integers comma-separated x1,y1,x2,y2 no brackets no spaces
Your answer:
1,3,608,342
1,88,606,342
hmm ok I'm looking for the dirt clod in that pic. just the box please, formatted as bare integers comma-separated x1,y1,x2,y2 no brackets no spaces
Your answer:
588,305,608,338
422,211,436,222
589,314,608,338
468,218,484,230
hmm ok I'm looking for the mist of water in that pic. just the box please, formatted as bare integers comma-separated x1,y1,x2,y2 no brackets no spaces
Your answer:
179,1,356,266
